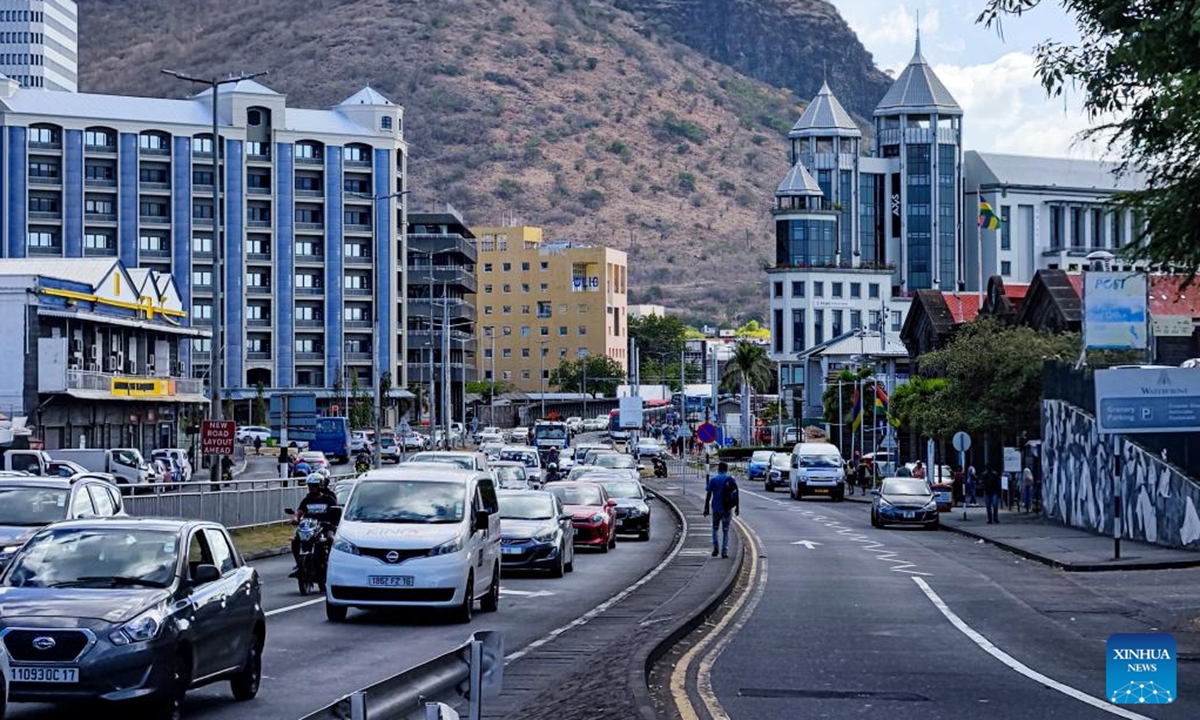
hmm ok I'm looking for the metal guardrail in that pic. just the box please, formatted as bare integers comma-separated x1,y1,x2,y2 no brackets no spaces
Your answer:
300,631,503,720
122,475,356,529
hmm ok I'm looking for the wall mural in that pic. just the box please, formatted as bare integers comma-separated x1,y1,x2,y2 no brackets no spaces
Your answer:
1042,400,1200,550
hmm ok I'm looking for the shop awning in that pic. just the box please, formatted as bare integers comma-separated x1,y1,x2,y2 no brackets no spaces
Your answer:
62,389,209,404
38,308,211,338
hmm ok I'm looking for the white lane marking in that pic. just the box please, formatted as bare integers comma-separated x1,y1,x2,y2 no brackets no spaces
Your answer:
265,598,324,617
504,493,687,663
912,577,1154,720
500,587,555,598
791,540,822,549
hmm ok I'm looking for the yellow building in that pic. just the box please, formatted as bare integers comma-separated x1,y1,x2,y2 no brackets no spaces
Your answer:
472,225,629,393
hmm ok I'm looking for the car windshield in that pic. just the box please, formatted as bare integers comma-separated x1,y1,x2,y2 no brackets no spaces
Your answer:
884,479,931,496
798,454,842,468
412,454,473,469
301,453,325,462
379,438,396,447
498,494,555,520
494,466,526,482
4,527,176,588
546,485,604,506
535,426,567,440
770,454,790,468
500,451,538,468
751,451,774,463
0,487,69,526
335,483,356,505
594,454,636,469
344,480,465,523
597,480,642,499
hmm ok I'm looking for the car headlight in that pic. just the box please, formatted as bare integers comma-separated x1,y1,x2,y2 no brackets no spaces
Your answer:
591,513,606,524
428,534,465,556
923,500,938,511
878,497,894,508
533,526,559,543
332,537,361,555
109,604,166,646
0,544,21,557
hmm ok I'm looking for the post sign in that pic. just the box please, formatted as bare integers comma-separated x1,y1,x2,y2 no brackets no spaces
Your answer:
618,396,643,430
1084,272,1148,349
201,420,236,455
1094,367,1200,434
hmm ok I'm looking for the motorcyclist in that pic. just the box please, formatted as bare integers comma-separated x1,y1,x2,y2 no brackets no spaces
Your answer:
291,457,311,478
289,474,338,578
544,463,562,484
547,446,561,468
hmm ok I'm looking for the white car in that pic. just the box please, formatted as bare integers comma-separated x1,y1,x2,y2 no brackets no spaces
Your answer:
565,417,584,433
498,445,542,484
583,416,609,432
235,425,271,444
150,448,192,483
325,466,502,623
351,431,374,454
491,461,531,489
408,451,490,472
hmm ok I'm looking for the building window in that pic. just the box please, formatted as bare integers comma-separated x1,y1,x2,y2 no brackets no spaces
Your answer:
502,284,511,293
537,301,552,318
502,326,512,336
484,285,493,294
869,283,880,299
344,146,368,163
791,309,805,352
247,109,263,126
813,281,824,297
28,126,57,144
849,283,861,299
559,326,568,336
295,273,321,288
521,348,531,358
502,262,512,271
1110,210,1123,249
484,306,493,315
868,310,880,330
502,348,512,358
1001,260,1012,276
295,142,322,160
539,326,549,337
1070,207,1084,248
850,310,862,330
521,283,530,293
192,303,212,320
540,261,549,270
832,309,844,336
832,282,843,298
891,311,902,332
381,116,393,130
193,270,213,286
191,136,214,154
520,305,531,315
84,129,113,148
578,325,587,335
28,161,58,178
521,262,530,271
483,263,493,272
1000,205,1011,250
773,281,783,298
84,232,113,249
27,231,56,248
791,281,805,298
813,309,824,345
29,196,59,213
1049,206,1064,249
520,326,530,337
501,305,512,314
539,283,549,292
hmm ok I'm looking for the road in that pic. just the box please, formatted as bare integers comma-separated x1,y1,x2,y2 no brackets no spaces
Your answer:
7,470,679,720
698,488,1199,720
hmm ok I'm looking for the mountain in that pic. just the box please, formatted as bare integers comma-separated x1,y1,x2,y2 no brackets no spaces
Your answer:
77,0,887,324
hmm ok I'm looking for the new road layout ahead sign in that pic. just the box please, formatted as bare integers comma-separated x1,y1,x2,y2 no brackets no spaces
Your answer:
1094,368,1200,434
201,420,237,455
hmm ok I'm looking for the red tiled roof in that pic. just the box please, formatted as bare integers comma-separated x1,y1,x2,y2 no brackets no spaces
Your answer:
1067,274,1084,295
1005,283,1031,302
1150,276,1200,318
941,293,982,323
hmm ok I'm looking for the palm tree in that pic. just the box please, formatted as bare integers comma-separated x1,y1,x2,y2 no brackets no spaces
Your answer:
720,341,773,446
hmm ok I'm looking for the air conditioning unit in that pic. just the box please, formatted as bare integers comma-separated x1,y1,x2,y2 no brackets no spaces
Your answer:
87,346,98,361
127,359,138,375
174,360,185,376
147,354,156,373
107,354,119,372
68,357,81,370
71,337,83,353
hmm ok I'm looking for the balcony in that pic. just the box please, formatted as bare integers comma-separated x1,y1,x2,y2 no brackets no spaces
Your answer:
140,147,170,157
344,320,374,330
296,156,324,166
296,222,324,232
29,141,62,151
296,319,323,328
344,223,372,235
296,287,325,296
85,213,117,223
192,216,214,228
247,186,271,196
407,328,477,351
406,298,477,322
296,351,324,361
344,158,371,169
139,181,171,192
140,215,170,227
345,287,373,297
247,220,271,229
246,318,272,327
246,351,272,362
295,253,325,264
345,352,372,363
407,265,477,293
246,285,272,296
28,176,61,186
345,253,373,266
66,369,205,397
29,245,63,256
247,149,271,163
407,233,478,263
246,252,272,263
84,246,119,258
295,188,323,198
28,211,62,221
139,248,171,260
85,178,117,188
84,144,117,155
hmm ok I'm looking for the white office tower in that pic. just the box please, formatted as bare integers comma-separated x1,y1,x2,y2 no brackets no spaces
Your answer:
0,0,77,91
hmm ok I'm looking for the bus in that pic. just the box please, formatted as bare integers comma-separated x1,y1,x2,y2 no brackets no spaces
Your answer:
608,402,674,440
312,416,351,463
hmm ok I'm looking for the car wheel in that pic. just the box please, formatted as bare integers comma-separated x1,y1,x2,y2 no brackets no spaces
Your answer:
453,573,475,624
551,546,565,578
608,530,617,549
481,565,500,612
325,601,348,623
764,481,772,492
599,537,610,553
146,650,189,720
926,519,940,530
789,486,798,500
565,547,575,572
870,510,879,528
638,526,651,542
230,631,263,700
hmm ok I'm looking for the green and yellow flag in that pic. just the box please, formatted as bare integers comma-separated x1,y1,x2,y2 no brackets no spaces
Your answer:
978,200,1001,230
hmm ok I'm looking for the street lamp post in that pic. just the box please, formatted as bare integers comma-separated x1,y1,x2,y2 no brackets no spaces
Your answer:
538,339,547,418
162,69,267,484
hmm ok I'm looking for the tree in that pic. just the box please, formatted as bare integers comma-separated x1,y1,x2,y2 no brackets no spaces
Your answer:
550,354,626,397
349,374,372,429
980,0,1200,273
720,341,773,445
466,379,513,404
252,381,267,426
735,319,770,341
821,367,878,457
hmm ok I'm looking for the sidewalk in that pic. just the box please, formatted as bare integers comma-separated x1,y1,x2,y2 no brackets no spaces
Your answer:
483,469,742,720
941,505,1200,572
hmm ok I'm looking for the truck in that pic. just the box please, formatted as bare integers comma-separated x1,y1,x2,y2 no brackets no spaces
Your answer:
532,420,570,461
0,425,50,475
52,448,152,487
311,417,351,464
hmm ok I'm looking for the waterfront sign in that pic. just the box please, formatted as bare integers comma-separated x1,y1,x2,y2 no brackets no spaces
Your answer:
1094,368,1200,434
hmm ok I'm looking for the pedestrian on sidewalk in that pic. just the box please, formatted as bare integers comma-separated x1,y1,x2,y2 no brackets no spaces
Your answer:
703,462,739,558
965,465,977,507
983,466,1001,524
1021,464,1034,513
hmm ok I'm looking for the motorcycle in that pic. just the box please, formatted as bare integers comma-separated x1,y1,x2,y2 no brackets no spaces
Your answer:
354,452,371,474
652,456,669,478
293,517,332,596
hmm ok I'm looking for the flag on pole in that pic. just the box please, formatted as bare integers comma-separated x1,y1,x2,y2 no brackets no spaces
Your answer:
850,386,863,432
874,384,899,428
978,200,1001,230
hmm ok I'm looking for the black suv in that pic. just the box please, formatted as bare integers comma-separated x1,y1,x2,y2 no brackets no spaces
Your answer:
0,475,125,568
0,517,266,719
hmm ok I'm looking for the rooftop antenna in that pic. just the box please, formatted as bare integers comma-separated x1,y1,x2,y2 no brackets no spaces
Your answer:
915,9,922,56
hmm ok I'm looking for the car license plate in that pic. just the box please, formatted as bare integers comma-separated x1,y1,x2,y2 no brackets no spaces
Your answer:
904,511,915,519
12,666,79,683
616,519,625,527
502,546,522,555
368,575,414,587
814,488,828,494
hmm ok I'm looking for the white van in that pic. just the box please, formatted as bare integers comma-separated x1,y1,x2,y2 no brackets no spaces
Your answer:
325,466,502,623
789,442,847,501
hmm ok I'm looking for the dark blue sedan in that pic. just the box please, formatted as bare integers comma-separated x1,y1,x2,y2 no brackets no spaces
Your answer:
747,450,774,481
870,478,939,529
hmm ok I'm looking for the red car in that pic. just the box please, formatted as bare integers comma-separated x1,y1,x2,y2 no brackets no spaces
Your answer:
545,481,617,552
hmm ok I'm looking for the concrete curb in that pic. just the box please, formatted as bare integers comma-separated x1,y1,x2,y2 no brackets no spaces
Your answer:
630,492,746,720
938,522,1200,572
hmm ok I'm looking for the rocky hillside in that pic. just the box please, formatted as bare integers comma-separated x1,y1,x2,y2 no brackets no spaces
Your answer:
77,0,885,323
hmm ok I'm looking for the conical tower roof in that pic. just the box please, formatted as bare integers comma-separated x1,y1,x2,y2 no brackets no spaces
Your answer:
775,161,823,198
789,81,860,139
873,32,962,117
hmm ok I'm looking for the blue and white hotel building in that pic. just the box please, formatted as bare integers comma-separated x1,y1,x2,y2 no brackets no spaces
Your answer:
0,74,409,400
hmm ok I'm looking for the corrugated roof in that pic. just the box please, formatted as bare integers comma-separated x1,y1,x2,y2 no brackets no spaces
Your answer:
942,293,982,323
1149,276,1200,318
789,81,860,138
967,151,1141,192
339,87,395,106
0,90,214,125
874,34,961,116
775,162,823,197
803,330,908,359
192,79,280,97
283,108,373,136
0,258,118,286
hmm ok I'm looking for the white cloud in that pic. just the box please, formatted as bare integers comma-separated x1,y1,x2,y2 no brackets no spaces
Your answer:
852,5,938,53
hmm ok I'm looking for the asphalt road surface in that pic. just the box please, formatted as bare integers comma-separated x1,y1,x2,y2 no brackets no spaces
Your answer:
707,488,1199,720
7,481,678,720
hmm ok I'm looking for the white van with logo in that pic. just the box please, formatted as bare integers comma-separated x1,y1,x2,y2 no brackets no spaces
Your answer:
790,442,847,501
325,466,502,623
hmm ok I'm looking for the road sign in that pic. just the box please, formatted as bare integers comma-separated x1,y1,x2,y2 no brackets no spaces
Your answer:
618,396,643,430
952,431,972,453
201,420,236,455
696,422,717,444
881,428,898,449
1095,367,1200,433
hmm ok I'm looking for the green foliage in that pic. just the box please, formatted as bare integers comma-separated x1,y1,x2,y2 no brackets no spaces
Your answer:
607,139,630,158
253,381,267,426
980,0,1200,273
550,354,626,396
494,178,524,200
735,319,769,340
629,314,689,363
466,379,512,404
654,112,708,144
677,172,696,194
495,14,517,32
717,178,736,196
579,188,606,210
719,341,773,395
585,56,599,70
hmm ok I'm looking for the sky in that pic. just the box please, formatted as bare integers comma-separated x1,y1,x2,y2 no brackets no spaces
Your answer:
833,0,1104,159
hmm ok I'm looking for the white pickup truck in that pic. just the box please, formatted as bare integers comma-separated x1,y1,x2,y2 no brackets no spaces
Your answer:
52,448,152,487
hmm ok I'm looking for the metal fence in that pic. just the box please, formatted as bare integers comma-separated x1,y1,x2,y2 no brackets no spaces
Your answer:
121,476,352,529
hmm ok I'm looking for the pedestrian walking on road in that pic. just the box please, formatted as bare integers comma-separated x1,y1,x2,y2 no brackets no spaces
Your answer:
913,461,927,480
1021,465,1034,513
277,443,291,479
253,436,262,455
965,465,977,507
983,466,1002,524
704,462,740,558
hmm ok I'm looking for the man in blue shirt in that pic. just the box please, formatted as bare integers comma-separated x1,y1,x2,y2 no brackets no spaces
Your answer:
704,462,739,558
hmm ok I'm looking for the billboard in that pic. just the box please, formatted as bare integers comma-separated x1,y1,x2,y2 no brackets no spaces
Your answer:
618,396,643,429
1083,272,1148,349
1094,367,1200,434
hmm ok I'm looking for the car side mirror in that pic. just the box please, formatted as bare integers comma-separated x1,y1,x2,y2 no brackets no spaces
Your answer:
870,489,881,496
560,513,573,521
192,564,220,586
607,499,617,507
475,510,491,532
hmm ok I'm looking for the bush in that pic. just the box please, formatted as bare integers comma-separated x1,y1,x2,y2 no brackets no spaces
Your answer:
718,179,736,195
494,178,524,201
677,172,696,194
585,56,599,70
654,112,708,144
580,188,606,210
496,15,517,32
